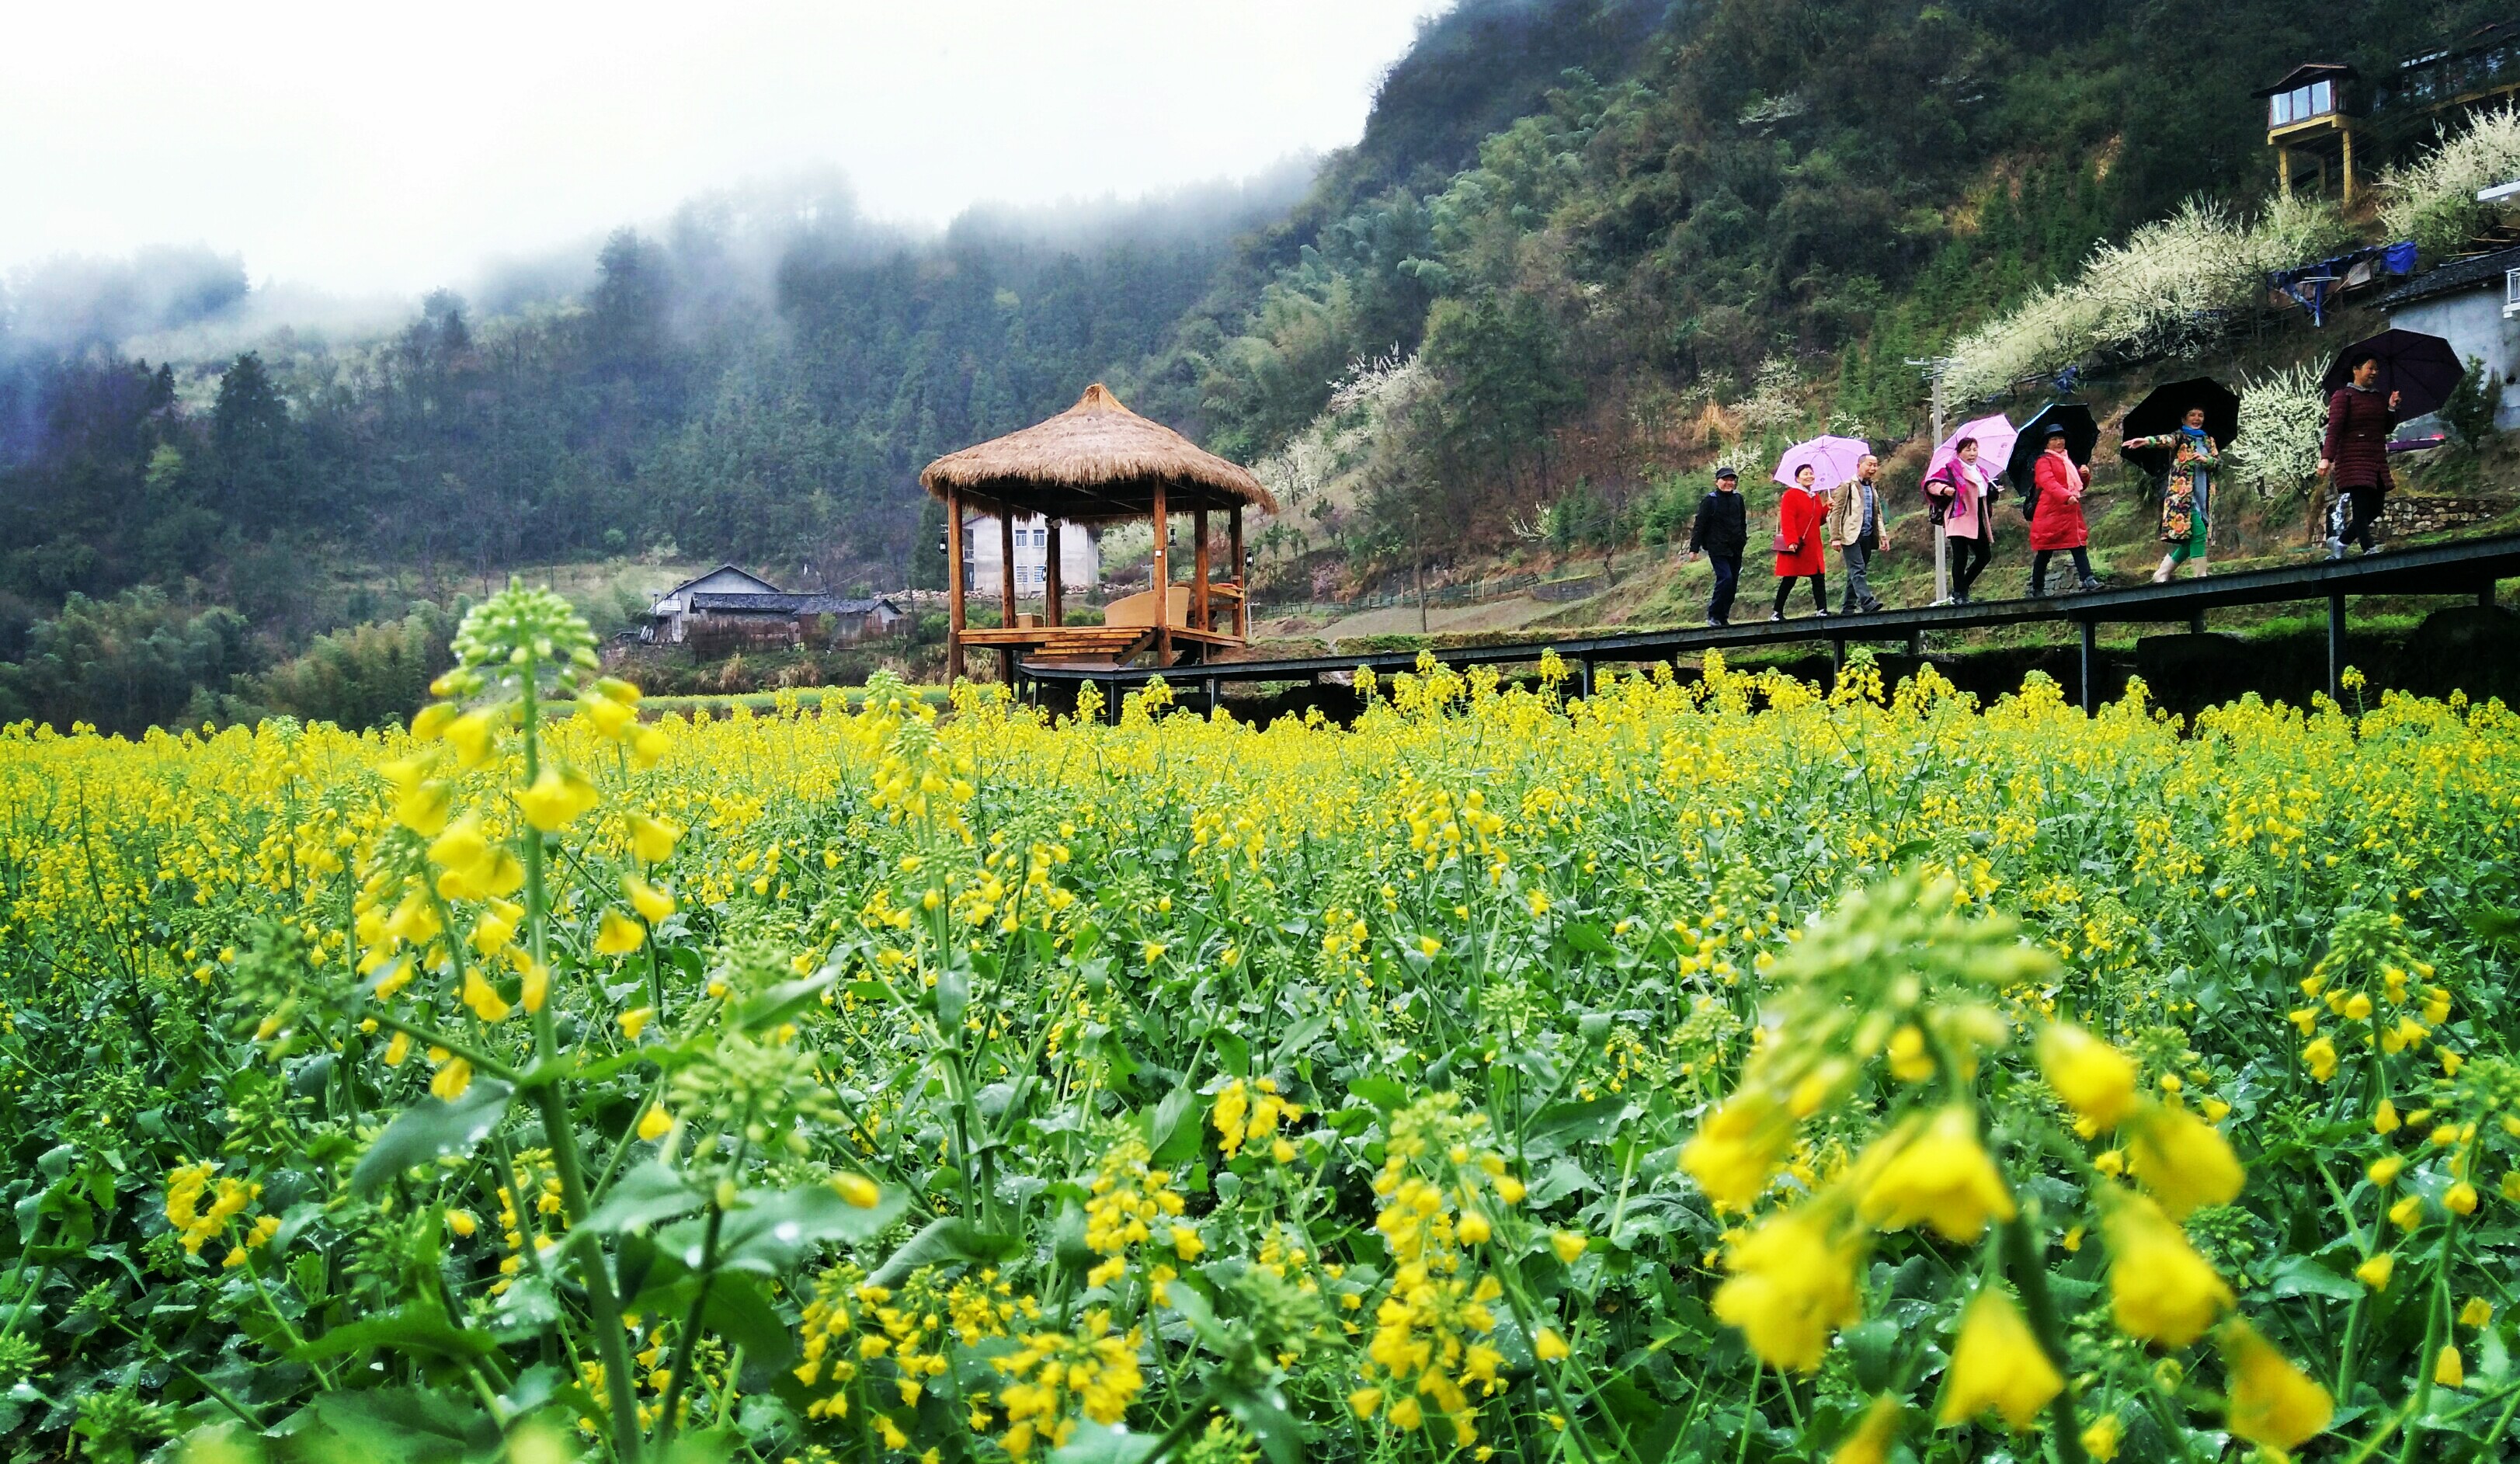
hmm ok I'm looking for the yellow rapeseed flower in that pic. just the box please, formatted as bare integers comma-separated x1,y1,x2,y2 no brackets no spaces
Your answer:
1711,1208,1862,1372
627,812,683,863
516,766,600,833
625,875,675,923
595,910,645,955
2101,1192,2232,1347
1938,1289,2061,1431
2219,1319,2332,1452
1858,1107,2015,1243
2125,1103,2243,1219
1830,1396,1902,1464
2038,1023,2137,1129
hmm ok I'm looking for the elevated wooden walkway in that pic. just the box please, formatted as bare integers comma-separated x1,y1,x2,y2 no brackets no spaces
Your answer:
1017,533,2520,716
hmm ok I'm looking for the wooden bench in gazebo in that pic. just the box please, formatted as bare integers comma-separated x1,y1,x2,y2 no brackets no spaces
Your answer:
920,384,1278,682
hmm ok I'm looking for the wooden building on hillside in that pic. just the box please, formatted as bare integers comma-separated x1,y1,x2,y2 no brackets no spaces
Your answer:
2261,26,2520,205
644,565,905,648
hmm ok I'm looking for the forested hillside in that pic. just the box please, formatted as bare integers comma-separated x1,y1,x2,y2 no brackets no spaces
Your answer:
2,0,2510,729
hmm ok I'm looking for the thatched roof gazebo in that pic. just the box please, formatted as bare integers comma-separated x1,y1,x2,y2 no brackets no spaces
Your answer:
920,383,1277,682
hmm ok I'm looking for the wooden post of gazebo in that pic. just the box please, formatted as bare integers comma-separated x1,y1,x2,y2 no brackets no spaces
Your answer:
1229,505,1244,640
1151,481,1170,667
918,383,1277,683
1193,507,1211,632
945,485,966,683
997,513,1018,685
1044,519,1064,627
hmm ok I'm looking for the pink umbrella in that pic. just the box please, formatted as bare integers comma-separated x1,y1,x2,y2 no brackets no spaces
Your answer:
1924,413,2018,482
1771,435,1871,493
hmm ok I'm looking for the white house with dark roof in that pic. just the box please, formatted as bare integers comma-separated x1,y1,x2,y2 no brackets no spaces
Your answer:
2374,239,2520,430
642,565,904,645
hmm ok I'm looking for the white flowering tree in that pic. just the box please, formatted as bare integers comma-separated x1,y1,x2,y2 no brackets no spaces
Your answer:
2381,104,2520,257
1943,199,2355,403
2228,363,2328,502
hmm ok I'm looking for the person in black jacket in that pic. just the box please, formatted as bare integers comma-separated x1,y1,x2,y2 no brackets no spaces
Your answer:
1688,466,1748,626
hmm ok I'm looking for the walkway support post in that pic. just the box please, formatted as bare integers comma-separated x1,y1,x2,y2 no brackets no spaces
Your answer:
2078,619,2098,715
2327,593,2348,704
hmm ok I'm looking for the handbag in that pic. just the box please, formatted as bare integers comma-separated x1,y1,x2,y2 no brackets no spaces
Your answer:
1772,531,1794,554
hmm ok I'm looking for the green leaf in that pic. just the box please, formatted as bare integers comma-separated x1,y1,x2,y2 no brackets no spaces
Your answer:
1148,1083,1201,1164
1222,1383,1306,1464
492,1274,564,1338
1843,1318,1900,1393
868,1215,1024,1288
580,1161,707,1236
1267,1013,1330,1069
738,970,840,1032
1048,1421,1161,1464
305,1387,499,1463
703,1273,795,1368
295,1300,498,1365
702,1181,911,1275
1526,1095,1630,1149
349,1080,516,1198
933,962,971,1028
2265,1254,2362,1302
1561,921,1617,956
1347,1076,1407,1112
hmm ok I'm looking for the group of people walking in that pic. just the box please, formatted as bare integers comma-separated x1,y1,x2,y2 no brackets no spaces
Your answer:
1681,349,2407,628
1684,420,2101,625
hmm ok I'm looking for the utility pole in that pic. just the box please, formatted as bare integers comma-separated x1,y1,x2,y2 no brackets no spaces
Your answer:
1908,357,1950,605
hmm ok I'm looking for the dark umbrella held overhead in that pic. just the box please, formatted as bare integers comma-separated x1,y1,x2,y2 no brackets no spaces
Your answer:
2119,377,2242,476
2322,329,2465,419
2006,401,2100,492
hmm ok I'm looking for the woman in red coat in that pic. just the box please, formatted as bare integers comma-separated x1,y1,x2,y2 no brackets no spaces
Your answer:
2027,425,2100,596
1769,464,1831,620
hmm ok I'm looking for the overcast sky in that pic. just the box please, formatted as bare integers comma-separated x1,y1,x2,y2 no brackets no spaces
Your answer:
1,0,1447,297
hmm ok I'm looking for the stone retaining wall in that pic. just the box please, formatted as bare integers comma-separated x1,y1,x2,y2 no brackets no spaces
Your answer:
2378,495,2507,537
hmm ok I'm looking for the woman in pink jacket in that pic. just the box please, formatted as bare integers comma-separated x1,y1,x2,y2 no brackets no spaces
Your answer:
1921,436,1997,603
2026,424,2100,596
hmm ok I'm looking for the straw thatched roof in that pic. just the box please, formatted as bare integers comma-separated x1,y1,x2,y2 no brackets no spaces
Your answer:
919,383,1277,523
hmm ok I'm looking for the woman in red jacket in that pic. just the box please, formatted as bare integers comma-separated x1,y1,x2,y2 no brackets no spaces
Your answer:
2027,424,2101,596
1769,464,1831,620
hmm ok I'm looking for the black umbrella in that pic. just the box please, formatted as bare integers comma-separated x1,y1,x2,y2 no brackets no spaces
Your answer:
2119,377,2243,476
2323,329,2465,419
2006,401,2100,491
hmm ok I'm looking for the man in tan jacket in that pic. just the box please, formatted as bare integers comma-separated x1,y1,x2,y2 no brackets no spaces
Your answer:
1826,454,1887,614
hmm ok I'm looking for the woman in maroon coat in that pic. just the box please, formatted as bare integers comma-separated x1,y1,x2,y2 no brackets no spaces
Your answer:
2027,424,2101,596
1769,464,1831,620
2320,353,2402,557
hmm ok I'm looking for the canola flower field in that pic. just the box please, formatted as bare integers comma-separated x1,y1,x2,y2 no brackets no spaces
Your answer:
3,585,2519,1464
